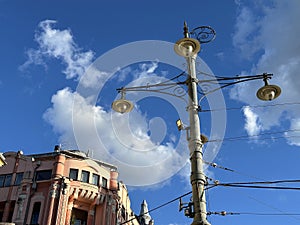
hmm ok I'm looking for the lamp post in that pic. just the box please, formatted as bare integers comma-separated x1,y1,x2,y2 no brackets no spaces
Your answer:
111,22,281,225
174,22,211,225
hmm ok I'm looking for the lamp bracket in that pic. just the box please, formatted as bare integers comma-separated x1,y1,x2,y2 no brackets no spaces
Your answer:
190,26,216,44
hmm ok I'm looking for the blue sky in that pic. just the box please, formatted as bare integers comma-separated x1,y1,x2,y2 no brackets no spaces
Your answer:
1,1,300,225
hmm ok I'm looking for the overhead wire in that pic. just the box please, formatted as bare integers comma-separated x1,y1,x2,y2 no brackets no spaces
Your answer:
120,70,300,222
115,64,299,223
203,160,265,181
204,168,300,190
206,128,300,143
204,163,300,220
207,211,300,216
207,182,300,191
118,178,300,225
204,178,300,191
200,102,300,112
119,191,192,225
204,158,300,220
246,195,300,221
204,179,300,220
209,134,300,143
219,179,300,186
119,181,300,224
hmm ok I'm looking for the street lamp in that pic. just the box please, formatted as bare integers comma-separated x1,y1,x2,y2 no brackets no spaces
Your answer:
112,22,281,225
256,75,281,101
112,90,134,114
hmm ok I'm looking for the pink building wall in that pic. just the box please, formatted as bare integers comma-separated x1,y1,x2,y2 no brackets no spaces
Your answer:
0,149,138,225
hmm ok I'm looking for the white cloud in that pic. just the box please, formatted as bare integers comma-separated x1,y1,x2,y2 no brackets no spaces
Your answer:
44,87,188,186
43,87,78,148
243,106,262,136
20,20,94,81
131,61,161,86
231,0,300,145
79,65,111,89
18,19,188,186
285,118,300,146
233,6,261,59
139,61,158,74
178,162,191,188
22,20,213,187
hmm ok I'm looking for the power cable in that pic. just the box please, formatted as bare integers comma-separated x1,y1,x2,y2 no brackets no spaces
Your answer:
118,180,300,224
220,179,300,186
203,160,266,181
119,191,192,225
208,183,300,191
200,102,300,112
204,164,300,221
206,181,300,221
209,134,300,143
246,195,300,221
207,211,300,216
207,128,300,143
203,160,234,172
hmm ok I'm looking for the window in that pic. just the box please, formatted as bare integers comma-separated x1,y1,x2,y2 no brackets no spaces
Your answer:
35,170,52,181
69,169,79,181
71,208,88,225
0,174,13,187
14,173,23,186
81,171,89,183
92,174,100,186
0,174,12,187
4,174,12,187
0,175,4,187
102,177,108,188
30,202,41,225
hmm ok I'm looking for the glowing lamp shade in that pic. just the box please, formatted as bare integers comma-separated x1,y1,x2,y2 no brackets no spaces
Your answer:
174,38,200,57
256,84,281,101
112,99,134,114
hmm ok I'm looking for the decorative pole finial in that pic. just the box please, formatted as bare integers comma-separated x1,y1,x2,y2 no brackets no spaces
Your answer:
183,21,189,38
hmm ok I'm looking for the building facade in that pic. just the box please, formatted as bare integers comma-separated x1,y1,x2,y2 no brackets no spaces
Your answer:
0,147,142,225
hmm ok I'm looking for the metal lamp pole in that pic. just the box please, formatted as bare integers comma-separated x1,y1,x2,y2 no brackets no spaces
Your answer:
112,22,281,225
174,23,211,225
187,53,211,225
187,45,211,225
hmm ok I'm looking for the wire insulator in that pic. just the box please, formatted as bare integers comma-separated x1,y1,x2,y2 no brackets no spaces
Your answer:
221,211,227,216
